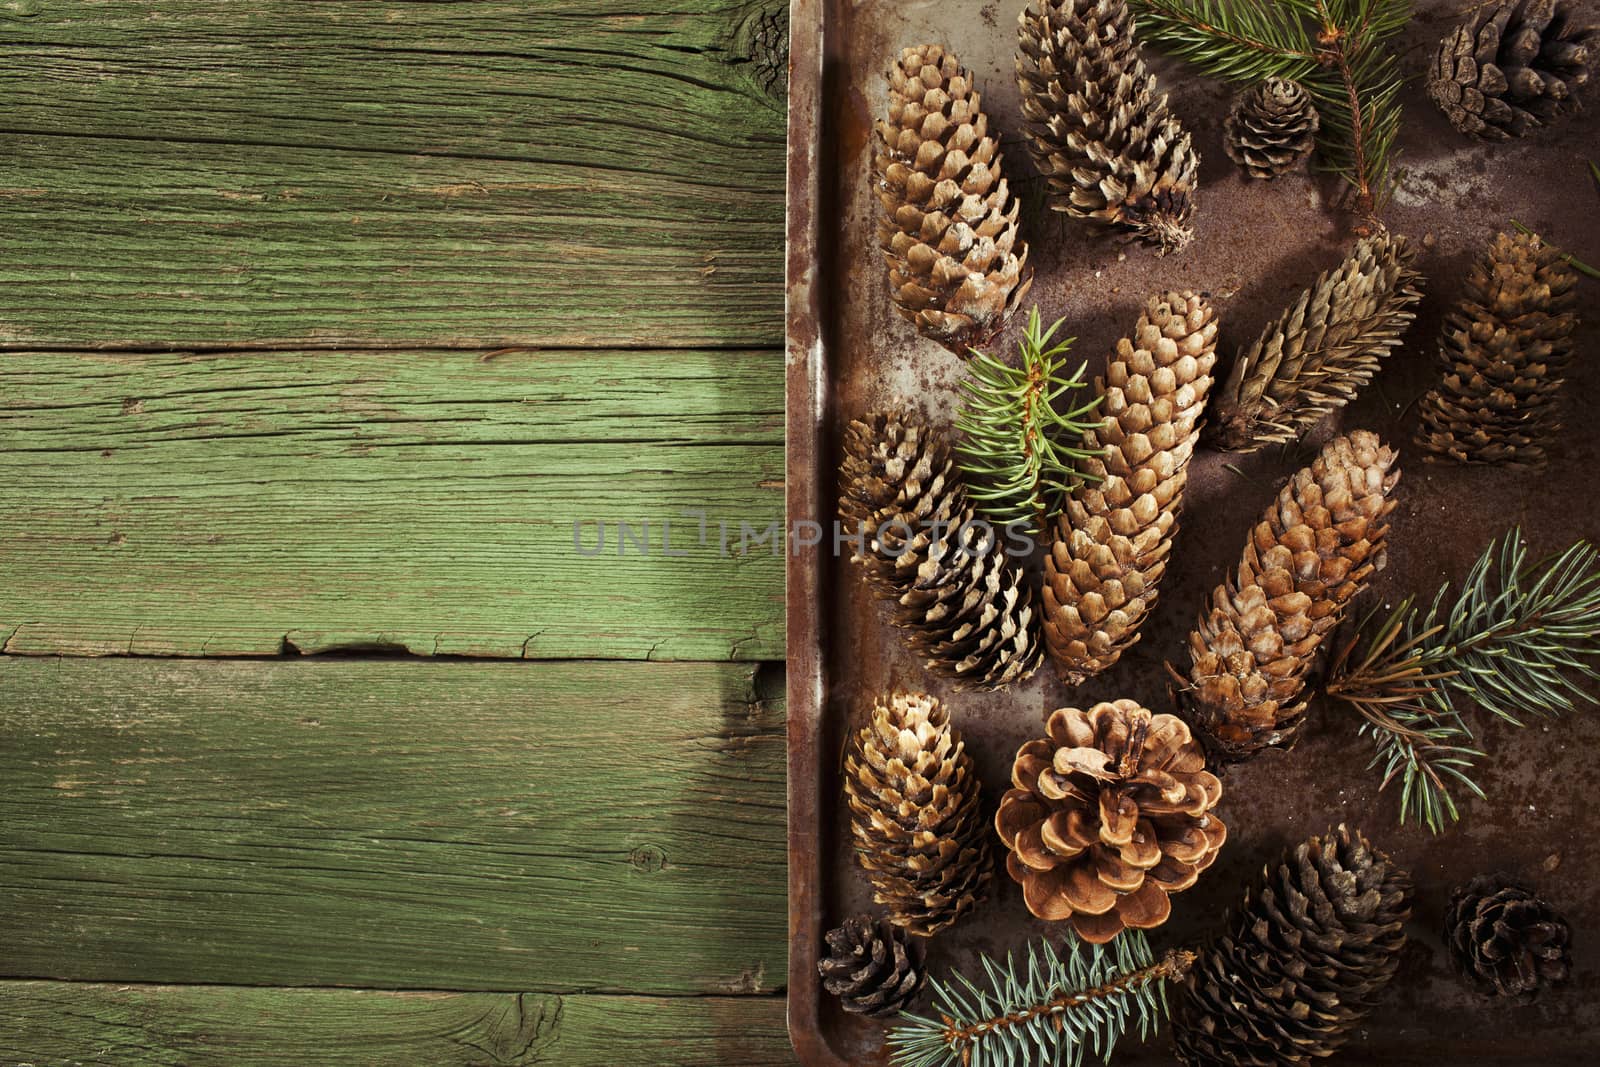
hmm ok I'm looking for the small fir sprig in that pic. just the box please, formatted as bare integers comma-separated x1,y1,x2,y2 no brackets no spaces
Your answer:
887,932,1192,1067
955,307,1102,536
1512,160,1600,281
1132,0,1411,219
1326,529,1600,832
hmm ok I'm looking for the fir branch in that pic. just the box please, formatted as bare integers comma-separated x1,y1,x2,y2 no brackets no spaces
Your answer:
954,307,1102,536
887,932,1193,1067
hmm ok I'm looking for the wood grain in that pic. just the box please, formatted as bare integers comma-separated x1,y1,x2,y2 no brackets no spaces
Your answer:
0,350,785,659
0,657,787,994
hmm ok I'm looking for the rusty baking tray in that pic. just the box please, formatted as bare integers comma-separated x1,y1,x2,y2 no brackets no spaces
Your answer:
786,0,1600,1063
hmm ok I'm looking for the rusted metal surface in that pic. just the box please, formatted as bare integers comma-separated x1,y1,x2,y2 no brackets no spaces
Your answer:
787,1,1600,1063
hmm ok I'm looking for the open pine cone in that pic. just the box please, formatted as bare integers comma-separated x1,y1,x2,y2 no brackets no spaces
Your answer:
994,700,1225,944
1445,874,1572,1003
818,914,926,1017
1224,78,1320,179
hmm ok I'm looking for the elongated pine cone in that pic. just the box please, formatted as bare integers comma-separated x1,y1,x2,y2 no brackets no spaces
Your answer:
1211,232,1422,453
1043,292,1218,683
1224,78,1321,179
844,692,992,936
1173,825,1412,1066
1445,874,1572,1003
1177,431,1399,763
1016,0,1200,253
1428,0,1597,140
1415,231,1580,468
994,700,1225,944
818,914,926,1017
840,407,1045,690
876,45,1031,356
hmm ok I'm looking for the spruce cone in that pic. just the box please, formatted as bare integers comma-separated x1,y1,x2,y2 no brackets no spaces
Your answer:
994,700,1226,944
1043,292,1218,683
1211,232,1423,453
840,407,1045,690
844,692,993,936
1428,0,1597,140
876,45,1031,356
817,914,926,1017
1415,230,1580,468
1224,78,1321,179
1445,874,1572,1003
1016,0,1200,253
1173,825,1412,1066
1177,431,1399,763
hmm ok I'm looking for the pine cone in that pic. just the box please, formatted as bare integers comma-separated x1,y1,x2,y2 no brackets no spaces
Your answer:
817,914,926,1017
1016,0,1200,253
840,406,1045,690
1173,825,1412,1066
1445,874,1572,1003
994,700,1226,944
844,692,993,936
1428,0,1597,140
1415,230,1580,468
1177,431,1399,763
1211,232,1422,453
1043,292,1218,683
1224,78,1321,179
876,45,1032,356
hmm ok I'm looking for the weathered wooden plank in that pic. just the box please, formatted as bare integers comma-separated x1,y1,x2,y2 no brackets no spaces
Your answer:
0,982,795,1066
0,351,784,659
0,657,787,993
0,1,787,349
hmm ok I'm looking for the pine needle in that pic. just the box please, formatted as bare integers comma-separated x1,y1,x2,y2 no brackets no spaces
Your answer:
1510,160,1600,281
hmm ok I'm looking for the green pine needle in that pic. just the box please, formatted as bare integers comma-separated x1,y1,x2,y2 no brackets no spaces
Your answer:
1510,160,1600,281
887,932,1193,1067
954,307,1103,537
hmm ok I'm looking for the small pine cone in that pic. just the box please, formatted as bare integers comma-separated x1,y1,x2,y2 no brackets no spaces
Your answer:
1428,0,1597,141
994,700,1226,944
1016,0,1200,253
1173,825,1412,1066
876,45,1032,356
1415,230,1580,468
1224,78,1320,179
1177,431,1399,763
840,407,1045,690
818,914,926,1017
1211,232,1423,453
1043,292,1218,683
844,692,993,936
1445,875,1572,1003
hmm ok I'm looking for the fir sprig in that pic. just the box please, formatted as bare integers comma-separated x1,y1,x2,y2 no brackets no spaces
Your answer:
888,932,1193,1067
954,307,1102,536
1132,0,1411,218
1326,529,1600,832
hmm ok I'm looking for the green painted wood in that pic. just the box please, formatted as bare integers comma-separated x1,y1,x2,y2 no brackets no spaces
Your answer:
0,982,795,1066
0,350,784,659
0,0,787,349
0,657,787,993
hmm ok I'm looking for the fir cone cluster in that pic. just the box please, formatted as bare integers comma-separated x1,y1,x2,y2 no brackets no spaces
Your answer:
1445,875,1572,1003
1177,431,1399,763
994,700,1226,943
817,914,926,1017
1043,292,1218,683
1428,0,1597,140
1224,78,1321,179
1173,826,1412,1066
1211,232,1423,453
876,45,1031,356
844,692,992,937
840,407,1045,690
1016,0,1200,253
1415,230,1580,468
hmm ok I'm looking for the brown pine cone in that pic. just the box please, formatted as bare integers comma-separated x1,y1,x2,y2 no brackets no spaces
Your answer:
1224,78,1321,179
994,699,1225,944
817,914,926,1017
1445,874,1572,1003
1176,431,1399,763
1043,292,1218,683
876,45,1031,356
